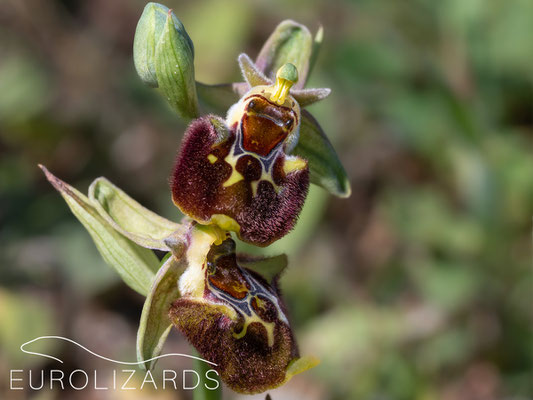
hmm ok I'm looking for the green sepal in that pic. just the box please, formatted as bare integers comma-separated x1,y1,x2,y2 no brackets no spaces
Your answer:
88,177,183,251
292,111,351,198
137,252,185,370
238,254,288,285
255,20,313,89
308,25,323,78
40,165,159,296
155,7,198,119
192,349,222,400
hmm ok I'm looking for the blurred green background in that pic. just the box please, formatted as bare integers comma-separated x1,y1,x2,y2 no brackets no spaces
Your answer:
0,0,531,399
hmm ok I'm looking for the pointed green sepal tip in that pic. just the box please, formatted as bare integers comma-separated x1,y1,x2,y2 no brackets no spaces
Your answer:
133,2,198,119
39,165,160,296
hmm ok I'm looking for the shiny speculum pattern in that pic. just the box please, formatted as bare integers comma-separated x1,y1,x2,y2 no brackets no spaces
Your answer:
43,12,342,396
171,92,308,246
170,237,299,393
240,95,297,158
205,239,289,343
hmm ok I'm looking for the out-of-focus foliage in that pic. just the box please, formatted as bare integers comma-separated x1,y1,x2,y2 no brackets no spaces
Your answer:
0,0,531,399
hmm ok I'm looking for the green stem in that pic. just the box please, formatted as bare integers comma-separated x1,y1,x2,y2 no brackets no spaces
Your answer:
193,350,222,400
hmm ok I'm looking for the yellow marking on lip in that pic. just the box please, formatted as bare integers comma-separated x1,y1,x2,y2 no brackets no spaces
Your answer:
223,167,244,187
208,214,241,233
231,282,249,296
207,154,218,164
250,169,282,197
283,156,307,175
196,298,239,320
232,314,276,347
251,180,260,197
254,296,268,312
222,153,244,187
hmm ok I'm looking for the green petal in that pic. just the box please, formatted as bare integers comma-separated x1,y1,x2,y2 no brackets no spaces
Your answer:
292,111,351,198
88,177,183,251
40,165,159,296
292,87,331,107
238,53,271,87
137,253,185,370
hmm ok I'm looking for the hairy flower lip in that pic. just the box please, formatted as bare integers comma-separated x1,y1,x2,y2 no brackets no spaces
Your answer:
168,235,303,394
40,163,320,393
170,115,309,247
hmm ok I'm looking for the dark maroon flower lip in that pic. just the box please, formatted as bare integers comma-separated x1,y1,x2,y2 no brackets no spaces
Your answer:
170,234,301,394
171,115,309,246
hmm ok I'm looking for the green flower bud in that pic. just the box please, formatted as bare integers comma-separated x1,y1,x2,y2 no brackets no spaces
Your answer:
133,2,198,119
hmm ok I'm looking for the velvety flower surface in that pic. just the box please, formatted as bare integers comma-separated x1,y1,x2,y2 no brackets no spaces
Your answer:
169,232,310,393
171,67,310,246
40,166,318,394
40,12,341,397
